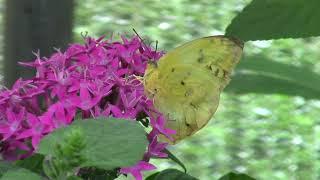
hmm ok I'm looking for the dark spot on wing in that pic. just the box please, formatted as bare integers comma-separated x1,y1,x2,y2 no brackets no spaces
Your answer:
205,64,213,71
185,122,190,127
214,69,219,77
190,102,197,109
181,81,185,86
197,49,205,63
223,70,227,77
171,68,175,72
197,57,204,63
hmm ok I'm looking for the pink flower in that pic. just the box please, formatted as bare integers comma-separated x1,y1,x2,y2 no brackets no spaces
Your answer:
150,115,176,140
1,35,175,179
144,136,168,160
41,101,76,129
0,108,25,140
120,161,156,180
68,81,104,110
1,139,31,161
16,113,52,150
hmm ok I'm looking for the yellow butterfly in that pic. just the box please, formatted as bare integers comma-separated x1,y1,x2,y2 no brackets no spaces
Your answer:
144,36,243,144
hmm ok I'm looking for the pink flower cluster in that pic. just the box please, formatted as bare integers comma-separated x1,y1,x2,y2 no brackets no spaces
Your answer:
0,35,175,179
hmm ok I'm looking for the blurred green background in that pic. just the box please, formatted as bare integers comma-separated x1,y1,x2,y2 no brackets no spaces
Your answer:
2,0,320,179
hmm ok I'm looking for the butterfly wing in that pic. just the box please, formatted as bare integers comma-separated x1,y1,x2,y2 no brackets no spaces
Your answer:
154,64,221,143
158,36,243,74
144,36,243,143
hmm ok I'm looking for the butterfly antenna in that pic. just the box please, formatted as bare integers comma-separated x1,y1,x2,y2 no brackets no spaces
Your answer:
132,28,155,59
133,28,159,69
80,31,88,39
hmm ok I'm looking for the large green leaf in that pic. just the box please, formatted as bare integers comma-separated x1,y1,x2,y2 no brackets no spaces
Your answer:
218,172,256,180
38,118,148,170
225,0,320,41
0,161,17,177
0,168,42,180
225,56,320,99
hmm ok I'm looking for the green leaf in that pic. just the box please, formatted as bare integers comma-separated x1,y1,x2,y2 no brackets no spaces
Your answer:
152,169,197,180
0,161,17,177
78,167,120,180
38,118,148,170
66,175,83,180
225,0,320,41
0,168,42,180
225,56,320,99
163,149,187,173
218,172,256,180
15,154,45,174
146,172,160,180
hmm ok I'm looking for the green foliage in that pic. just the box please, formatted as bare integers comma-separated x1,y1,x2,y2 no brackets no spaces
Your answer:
147,169,197,180
163,149,187,173
15,154,45,175
0,161,17,177
66,175,83,180
78,167,119,180
74,0,250,49
218,172,256,180
42,127,87,179
226,56,320,99
0,161,45,180
0,168,42,180
226,0,320,41
146,172,160,180
38,118,148,170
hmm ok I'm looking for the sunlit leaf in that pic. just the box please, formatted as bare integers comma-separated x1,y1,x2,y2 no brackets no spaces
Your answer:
225,0,320,41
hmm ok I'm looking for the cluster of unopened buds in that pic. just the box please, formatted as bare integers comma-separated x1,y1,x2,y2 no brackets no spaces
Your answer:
0,35,175,179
